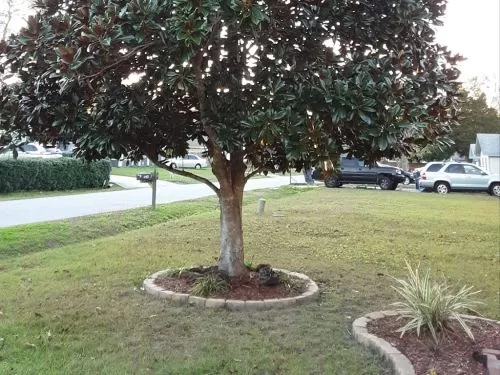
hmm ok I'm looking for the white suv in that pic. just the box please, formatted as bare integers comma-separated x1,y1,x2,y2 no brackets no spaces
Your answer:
419,162,500,196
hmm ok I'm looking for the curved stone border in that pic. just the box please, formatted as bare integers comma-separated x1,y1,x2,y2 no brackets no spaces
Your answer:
352,310,500,375
143,268,319,311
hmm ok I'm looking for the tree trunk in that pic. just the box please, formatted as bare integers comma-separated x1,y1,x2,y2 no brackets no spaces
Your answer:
218,189,246,278
211,150,248,278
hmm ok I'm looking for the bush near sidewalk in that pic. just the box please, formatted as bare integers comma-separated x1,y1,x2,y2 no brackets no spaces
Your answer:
0,158,111,193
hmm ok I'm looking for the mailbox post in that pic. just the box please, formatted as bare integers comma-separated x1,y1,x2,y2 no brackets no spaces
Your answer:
151,169,157,210
136,169,159,210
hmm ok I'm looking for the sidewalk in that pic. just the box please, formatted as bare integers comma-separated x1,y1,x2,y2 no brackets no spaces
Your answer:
0,175,301,228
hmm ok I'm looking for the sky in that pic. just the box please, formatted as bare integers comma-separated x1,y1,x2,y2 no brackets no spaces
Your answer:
2,0,499,105
434,0,499,106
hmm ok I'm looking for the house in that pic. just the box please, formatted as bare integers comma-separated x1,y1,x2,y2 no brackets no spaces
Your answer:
469,133,500,174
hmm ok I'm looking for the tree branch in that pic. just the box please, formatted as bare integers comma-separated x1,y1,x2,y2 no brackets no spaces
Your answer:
83,42,157,81
151,159,220,196
244,168,266,183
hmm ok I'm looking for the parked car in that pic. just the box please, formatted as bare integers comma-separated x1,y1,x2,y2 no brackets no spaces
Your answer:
414,162,445,191
165,154,208,169
378,162,414,184
315,157,406,190
1,143,63,159
418,162,500,196
0,143,62,159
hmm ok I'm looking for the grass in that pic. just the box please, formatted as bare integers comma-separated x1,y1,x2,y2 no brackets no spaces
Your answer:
112,166,217,184
0,187,498,374
0,184,123,201
112,166,269,184
0,188,302,258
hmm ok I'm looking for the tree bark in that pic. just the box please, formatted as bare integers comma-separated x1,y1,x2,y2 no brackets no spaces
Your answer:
218,188,246,278
212,150,248,278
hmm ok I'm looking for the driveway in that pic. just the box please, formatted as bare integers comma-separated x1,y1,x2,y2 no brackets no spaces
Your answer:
0,174,301,228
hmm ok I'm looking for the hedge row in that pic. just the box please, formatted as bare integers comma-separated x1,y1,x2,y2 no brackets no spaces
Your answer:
0,158,111,193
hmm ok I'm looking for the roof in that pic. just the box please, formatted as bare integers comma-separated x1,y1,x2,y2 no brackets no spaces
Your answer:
476,133,500,157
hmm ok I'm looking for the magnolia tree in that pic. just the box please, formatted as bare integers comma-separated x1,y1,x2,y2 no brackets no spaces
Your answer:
0,0,461,277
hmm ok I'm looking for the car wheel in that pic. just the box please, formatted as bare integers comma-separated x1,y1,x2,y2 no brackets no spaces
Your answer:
403,177,410,185
378,176,393,190
389,183,398,190
195,163,202,169
324,176,341,188
489,183,500,197
170,163,177,169
434,181,450,194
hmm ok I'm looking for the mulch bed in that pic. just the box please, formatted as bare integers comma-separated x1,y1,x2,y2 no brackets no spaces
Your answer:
368,315,500,375
154,269,305,300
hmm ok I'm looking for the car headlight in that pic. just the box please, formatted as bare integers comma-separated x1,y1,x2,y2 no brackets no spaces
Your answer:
396,169,402,174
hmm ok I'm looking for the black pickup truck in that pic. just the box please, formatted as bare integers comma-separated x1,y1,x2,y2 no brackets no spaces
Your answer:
312,157,407,190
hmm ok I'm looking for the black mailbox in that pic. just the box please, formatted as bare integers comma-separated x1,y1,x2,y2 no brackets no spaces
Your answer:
136,172,157,183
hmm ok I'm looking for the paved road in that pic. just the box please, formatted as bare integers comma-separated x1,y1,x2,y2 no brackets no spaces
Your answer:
0,174,303,228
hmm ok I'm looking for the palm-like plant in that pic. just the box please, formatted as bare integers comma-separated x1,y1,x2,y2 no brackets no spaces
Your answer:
391,261,481,344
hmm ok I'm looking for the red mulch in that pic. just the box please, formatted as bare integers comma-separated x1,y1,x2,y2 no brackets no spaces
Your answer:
154,270,305,300
367,315,500,375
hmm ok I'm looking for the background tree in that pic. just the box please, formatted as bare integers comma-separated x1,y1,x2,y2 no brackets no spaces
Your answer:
412,88,500,161
0,0,461,278
452,90,499,157
0,0,29,41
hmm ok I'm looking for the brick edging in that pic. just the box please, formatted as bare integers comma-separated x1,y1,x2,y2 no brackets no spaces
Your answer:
352,311,500,375
143,268,319,311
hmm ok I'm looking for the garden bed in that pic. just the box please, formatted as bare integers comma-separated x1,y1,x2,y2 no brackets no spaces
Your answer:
367,315,500,375
155,267,306,300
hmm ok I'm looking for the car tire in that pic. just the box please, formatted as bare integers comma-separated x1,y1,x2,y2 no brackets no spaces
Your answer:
324,176,341,188
170,163,177,169
195,164,202,169
489,182,500,197
378,176,393,190
389,183,398,190
434,181,450,194
403,177,410,185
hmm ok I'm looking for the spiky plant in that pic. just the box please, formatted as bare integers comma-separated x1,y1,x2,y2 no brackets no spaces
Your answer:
391,261,481,344
190,273,229,298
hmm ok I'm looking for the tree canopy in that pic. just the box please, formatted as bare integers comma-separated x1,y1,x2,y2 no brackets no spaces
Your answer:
0,0,463,276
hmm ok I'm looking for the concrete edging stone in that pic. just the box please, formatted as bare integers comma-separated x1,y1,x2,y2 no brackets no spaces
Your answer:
352,310,500,375
143,268,319,311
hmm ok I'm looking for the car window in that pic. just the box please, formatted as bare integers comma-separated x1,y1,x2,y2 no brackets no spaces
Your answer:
445,164,464,174
341,158,359,168
187,155,197,160
426,163,444,172
23,144,38,152
463,165,484,175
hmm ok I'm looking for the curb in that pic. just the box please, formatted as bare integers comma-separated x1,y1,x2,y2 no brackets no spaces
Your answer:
352,310,500,375
143,268,319,311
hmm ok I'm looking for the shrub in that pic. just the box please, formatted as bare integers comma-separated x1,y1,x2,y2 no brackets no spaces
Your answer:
190,273,229,297
0,158,111,193
163,268,184,278
391,261,481,344
278,272,308,294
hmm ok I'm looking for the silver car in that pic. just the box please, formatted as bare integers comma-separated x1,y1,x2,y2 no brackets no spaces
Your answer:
166,154,208,169
419,162,500,196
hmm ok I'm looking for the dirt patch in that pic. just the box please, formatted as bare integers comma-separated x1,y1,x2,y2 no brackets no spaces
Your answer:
154,268,306,300
368,315,500,375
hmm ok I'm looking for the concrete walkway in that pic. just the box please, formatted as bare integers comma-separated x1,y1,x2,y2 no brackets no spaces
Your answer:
0,174,303,228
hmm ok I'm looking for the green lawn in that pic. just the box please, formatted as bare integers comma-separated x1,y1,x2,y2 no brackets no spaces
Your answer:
112,166,270,184
112,166,216,184
0,188,498,374
0,185,123,201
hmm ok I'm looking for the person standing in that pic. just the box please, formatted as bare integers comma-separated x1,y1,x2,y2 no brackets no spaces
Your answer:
303,162,314,184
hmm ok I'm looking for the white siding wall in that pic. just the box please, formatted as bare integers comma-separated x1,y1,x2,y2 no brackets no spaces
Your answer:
487,156,500,175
